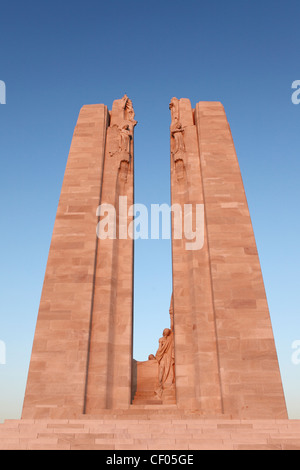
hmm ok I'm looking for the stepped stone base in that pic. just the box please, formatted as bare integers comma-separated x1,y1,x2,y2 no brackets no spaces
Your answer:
132,360,176,406
1,408,300,450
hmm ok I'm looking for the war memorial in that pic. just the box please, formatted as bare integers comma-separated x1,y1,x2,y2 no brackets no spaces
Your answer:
1,96,300,450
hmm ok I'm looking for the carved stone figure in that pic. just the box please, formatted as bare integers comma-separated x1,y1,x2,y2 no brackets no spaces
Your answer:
120,94,136,122
119,123,132,157
108,95,137,160
171,121,185,158
155,327,175,398
169,97,179,124
120,94,128,109
170,98,185,160
125,97,135,122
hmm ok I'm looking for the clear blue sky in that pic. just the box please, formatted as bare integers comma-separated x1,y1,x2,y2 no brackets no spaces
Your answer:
0,0,299,422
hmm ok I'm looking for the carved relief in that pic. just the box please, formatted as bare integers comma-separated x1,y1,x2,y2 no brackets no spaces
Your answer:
171,122,185,159
108,95,137,161
146,298,175,399
175,158,186,182
123,95,136,122
155,328,175,398
118,123,133,162
169,97,179,124
169,97,185,161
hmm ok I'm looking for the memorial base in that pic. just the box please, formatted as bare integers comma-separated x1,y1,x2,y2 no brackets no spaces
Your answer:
1,408,299,450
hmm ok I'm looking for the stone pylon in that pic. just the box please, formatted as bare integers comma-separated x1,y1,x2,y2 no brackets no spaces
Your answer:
22,96,137,418
170,98,287,418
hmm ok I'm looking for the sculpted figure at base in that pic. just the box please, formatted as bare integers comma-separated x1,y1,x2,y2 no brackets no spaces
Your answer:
154,327,175,398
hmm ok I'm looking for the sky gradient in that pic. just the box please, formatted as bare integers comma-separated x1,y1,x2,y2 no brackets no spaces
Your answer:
0,0,299,422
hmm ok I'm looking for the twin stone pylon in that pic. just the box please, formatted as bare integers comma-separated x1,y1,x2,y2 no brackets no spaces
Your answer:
22,96,287,420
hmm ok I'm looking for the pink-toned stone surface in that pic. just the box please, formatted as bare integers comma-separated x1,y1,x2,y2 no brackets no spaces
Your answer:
1,415,300,450
22,96,136,418
22,104,109,419
194,101,287,418
132,360,176,405
22,97,287,425
170,98,223,413
84,96,136,412
170,99,287,418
